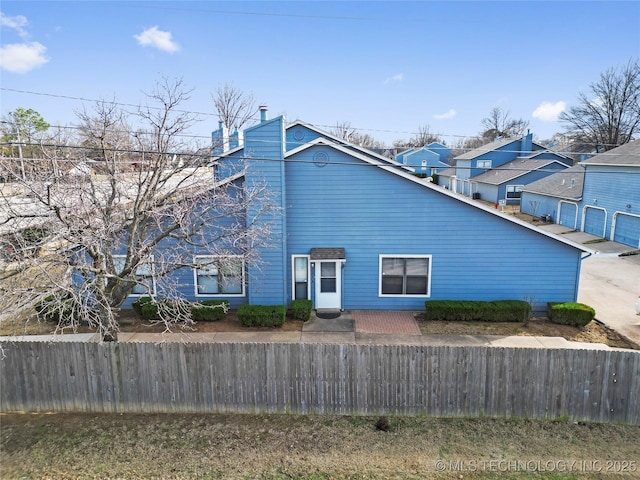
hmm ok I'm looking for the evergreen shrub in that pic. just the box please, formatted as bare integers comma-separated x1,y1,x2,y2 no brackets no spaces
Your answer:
237,304,286,327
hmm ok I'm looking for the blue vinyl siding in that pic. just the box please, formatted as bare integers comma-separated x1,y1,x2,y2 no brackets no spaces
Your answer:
579,165,640,246
116,179,251,310
286,125,321,151
520,193,560,221
456,160,472,180
244,117,288,305
395,148,416,164
475,183,498,203
425,142,452,164
214,149,245,180
400,148,444,174
285,145,582,311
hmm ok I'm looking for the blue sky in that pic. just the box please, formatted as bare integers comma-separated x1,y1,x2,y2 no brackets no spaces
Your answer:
1,1,639,147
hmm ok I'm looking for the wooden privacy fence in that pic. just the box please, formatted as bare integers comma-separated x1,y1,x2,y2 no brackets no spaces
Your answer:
1,341,638,424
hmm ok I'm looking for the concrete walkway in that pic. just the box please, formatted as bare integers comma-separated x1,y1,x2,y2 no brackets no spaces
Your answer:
2,310,624,350
9,329,614,350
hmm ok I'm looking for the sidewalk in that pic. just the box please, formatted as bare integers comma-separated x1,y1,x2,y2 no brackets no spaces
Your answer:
2,311,623,351
7,329,614,350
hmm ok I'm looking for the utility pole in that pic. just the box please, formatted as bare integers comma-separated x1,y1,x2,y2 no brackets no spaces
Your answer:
16,129,26,180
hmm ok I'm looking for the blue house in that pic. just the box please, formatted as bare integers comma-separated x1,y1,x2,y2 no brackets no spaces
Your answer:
395,142,452,175
521,140,640,248
438,134,572,204
123,111,590,313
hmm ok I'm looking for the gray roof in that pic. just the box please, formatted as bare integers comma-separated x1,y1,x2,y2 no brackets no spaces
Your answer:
582,139,640,166
472,158,558,185
454,136,549,161
520,164,585,200
455,137,519,160
437,167,456,177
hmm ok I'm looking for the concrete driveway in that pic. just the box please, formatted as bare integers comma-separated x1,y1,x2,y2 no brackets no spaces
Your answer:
578,253,640,346
538,224,640,346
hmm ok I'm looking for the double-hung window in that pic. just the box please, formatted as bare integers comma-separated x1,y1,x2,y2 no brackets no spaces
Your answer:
477,160,492,169
113,255,155,296
379,255,431,297
506,185,523,199
194,256,244,296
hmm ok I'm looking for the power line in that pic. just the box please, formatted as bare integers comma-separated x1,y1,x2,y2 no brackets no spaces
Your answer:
0,87,525,145
3,87,637,151
126,3,428,24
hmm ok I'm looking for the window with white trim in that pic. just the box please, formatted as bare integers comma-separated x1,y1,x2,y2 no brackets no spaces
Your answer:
113,255,155,296
194,256,244,296
292,255,310,300
477,160,492,169
506,184,524,199
379,255,431,297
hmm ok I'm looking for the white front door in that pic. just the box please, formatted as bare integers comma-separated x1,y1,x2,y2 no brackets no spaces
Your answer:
315,260,341,309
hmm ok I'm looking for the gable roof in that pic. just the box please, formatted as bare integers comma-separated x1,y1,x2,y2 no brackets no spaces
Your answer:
284,137,591,254
471,158,563,185
521,164,585,200
455,136,547,161
437,167,456,177
286,120,410,169
581,139,640,166
526,150,573,163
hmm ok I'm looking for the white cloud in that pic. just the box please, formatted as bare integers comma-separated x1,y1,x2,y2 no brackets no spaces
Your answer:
0,42,49,73
434,109,457,120
134,26,180,53
1,12,29,38
532,101,566,122
383,73,403,85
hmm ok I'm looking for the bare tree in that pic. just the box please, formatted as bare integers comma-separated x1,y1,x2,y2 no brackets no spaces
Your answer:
393,125,442,149
480,107,529,141
331,121,384,150
212,83,257,130
560,59,640,152
0,78,276,341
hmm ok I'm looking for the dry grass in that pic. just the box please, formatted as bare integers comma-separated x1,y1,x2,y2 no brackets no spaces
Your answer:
2,412,639,479
416,315,638,350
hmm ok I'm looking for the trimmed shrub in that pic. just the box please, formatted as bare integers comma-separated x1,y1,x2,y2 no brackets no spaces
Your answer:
424,299,530,322
237,304,286,327
547,302,595,327
140,302,160,320
290,299,312,321
140,300,189,321
132,296,153,315
191,300,229,321
489,300,531,322
34,293,79,325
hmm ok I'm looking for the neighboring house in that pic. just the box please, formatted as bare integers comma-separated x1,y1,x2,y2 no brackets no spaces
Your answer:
521,140,640,248
471,156,570,205
438,133,572,204
119,109,590,313
520,165,586,228
395,142,452,176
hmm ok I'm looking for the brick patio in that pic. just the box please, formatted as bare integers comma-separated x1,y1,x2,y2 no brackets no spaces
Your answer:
352,310,421,335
